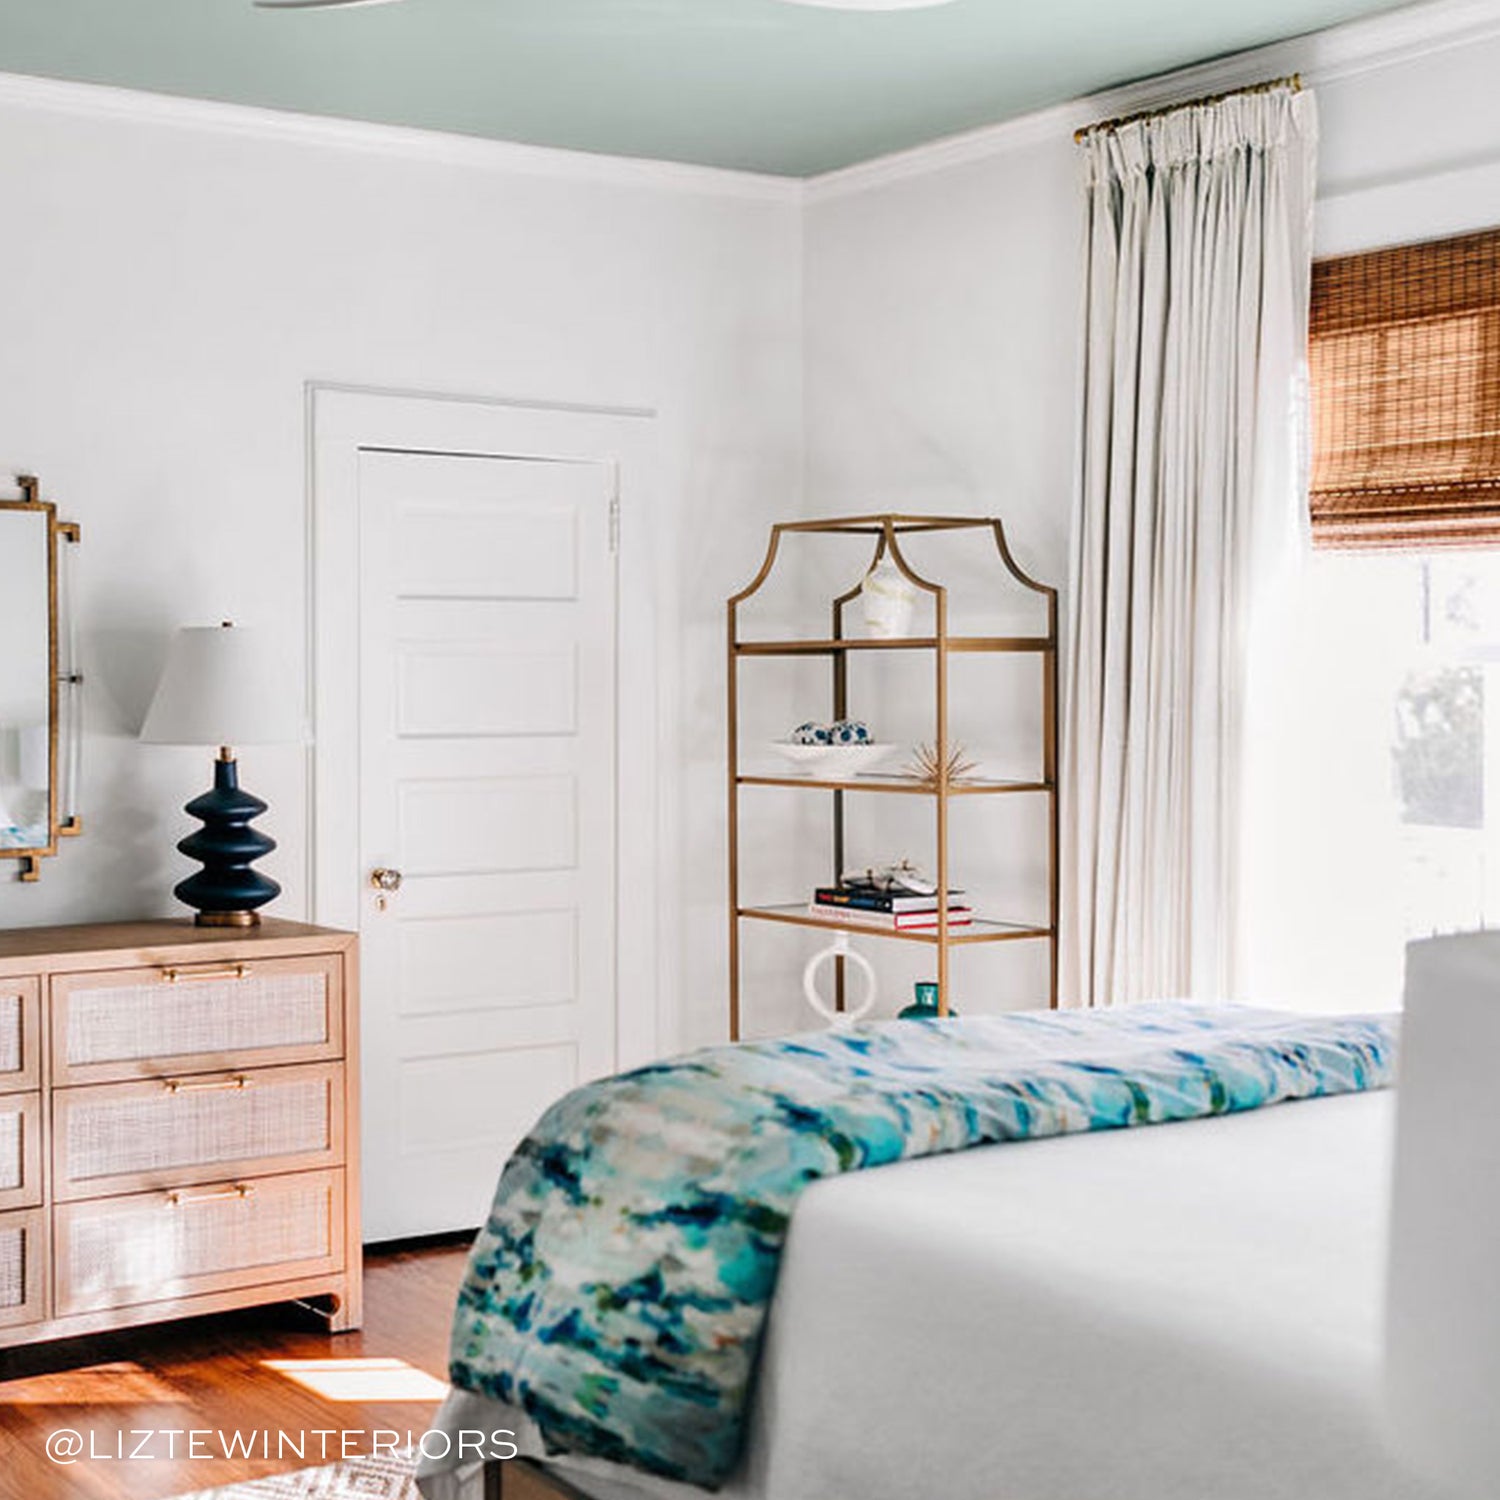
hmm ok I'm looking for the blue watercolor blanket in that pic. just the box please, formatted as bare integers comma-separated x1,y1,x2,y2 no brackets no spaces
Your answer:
448,1003,1397,1489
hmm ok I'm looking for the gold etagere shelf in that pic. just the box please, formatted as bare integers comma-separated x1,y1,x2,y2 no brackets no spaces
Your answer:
727,514,1059,1039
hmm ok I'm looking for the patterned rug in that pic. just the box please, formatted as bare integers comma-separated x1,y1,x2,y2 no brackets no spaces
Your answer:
174,1451,420,1499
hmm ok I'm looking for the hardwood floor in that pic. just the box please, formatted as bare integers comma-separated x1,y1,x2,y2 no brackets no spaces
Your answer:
0,1240,557,1500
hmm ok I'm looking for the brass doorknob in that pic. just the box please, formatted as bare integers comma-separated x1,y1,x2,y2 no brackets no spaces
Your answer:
370,868,404,894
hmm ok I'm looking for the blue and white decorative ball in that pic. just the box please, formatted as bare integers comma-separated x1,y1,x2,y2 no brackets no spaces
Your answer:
791,721,833,745
790,719,871,746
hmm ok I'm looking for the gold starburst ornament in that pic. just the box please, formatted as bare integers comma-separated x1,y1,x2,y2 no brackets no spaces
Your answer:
904,741,978,787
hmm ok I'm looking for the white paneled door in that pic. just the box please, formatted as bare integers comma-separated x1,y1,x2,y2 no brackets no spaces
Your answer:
357,449,617,1240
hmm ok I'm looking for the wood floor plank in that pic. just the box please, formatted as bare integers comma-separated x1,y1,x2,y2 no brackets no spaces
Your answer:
0,1240,471,1500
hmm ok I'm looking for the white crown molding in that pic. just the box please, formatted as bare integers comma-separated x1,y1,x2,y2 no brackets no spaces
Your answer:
0,70,803,205
805,0,1500,202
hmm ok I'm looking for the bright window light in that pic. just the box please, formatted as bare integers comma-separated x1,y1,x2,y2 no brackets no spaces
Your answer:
260,1357,450,1402
1244,550,1500,1010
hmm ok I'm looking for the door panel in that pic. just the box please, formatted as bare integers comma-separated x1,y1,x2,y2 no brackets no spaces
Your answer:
399,1045,577,1153
394,496,579,600
398,775,578,875
358,449,616,1241
397,644,578,738
397,911,578,1015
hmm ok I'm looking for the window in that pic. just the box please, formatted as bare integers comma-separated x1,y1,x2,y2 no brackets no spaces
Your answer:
1244,229,1500,1011
1309,228,1500,549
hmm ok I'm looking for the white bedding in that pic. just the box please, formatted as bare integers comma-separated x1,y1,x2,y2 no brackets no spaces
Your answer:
420,1090,1446,1500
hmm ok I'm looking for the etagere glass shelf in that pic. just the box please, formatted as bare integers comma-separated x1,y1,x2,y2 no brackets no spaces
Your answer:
734,636,1052,655
727,514,1060,1039
736,772,1052,796
737,903,1053,946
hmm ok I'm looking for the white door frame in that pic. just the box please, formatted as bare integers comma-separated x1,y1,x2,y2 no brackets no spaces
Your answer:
308,383,668,1072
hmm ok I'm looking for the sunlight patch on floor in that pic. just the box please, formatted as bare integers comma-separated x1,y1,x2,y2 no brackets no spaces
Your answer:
260,1357,449,1402
0,1360,188,1405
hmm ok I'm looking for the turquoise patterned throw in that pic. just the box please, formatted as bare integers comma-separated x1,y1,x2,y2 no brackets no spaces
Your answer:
448,1003,1396,1489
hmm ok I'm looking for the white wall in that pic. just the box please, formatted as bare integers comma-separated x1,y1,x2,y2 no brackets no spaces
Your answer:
0,87,803,1051
7,0,1500,1044
802,13,1500,1012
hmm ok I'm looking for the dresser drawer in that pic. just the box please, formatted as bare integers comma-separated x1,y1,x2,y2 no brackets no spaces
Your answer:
54,1064,345,1201
55,1168,345,1317
51,956,344,1084
0,1208,47,1328
0,980,40,1093
0,1093,42,1212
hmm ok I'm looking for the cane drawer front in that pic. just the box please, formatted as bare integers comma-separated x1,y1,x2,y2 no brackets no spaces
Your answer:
54,1064,345,1201
0,981,40,1094
55,1168,345,1317
0,1094,41,1212
51,956,344,1085
0,1208,46,1328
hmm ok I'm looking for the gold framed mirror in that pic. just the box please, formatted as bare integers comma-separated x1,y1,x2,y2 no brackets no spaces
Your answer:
0,475,81,881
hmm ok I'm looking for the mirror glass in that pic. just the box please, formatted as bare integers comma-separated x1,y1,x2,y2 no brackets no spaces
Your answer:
0,507,52,851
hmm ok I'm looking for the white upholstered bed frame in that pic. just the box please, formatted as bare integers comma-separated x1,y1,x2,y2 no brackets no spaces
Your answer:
425,934,1500,1500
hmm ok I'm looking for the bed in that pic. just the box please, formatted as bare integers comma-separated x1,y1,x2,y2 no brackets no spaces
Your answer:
418,946,1499,1500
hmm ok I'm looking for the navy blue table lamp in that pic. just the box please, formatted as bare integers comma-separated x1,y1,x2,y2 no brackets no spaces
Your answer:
140,622,305,927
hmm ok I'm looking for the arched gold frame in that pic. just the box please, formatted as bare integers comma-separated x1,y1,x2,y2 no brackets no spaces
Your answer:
1,475,82,882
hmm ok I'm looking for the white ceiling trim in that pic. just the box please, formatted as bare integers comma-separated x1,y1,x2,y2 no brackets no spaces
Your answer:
0,69,803,204
803,0,1500,201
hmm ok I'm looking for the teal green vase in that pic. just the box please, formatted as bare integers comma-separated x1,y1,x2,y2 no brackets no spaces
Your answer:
898,982,956,1019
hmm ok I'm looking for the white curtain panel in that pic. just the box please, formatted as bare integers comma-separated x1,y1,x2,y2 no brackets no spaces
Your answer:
1062,88,1318,1007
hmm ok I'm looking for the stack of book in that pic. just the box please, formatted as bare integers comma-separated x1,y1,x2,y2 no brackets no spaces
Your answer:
809,885,973,931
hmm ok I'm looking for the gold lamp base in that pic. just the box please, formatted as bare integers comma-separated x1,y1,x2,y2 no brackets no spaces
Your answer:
194,911,262,929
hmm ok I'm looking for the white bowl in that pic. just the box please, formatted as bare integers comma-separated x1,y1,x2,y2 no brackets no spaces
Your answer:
768,741,900,777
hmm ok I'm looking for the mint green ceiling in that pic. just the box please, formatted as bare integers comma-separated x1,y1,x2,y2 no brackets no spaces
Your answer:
0,0,1411,176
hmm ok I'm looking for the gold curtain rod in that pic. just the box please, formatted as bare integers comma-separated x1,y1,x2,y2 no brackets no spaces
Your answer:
1074,73,1302,144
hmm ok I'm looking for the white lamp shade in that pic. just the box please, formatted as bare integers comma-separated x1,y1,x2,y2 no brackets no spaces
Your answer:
140,625,307,747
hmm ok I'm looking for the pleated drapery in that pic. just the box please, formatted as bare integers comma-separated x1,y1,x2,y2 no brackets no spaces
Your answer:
1062,88,1318,1007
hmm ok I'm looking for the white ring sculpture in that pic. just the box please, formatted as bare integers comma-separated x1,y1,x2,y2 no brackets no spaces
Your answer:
801,933,877,1027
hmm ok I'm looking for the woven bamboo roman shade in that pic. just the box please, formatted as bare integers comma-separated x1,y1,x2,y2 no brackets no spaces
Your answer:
1310,227,1500,549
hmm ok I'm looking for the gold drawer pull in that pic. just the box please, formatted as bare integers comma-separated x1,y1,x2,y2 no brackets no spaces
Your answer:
163,1075,251,1095
165,1183,255,1208
159,964,249,984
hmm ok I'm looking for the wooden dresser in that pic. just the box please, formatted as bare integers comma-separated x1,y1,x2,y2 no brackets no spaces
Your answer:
0,918,360,1349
